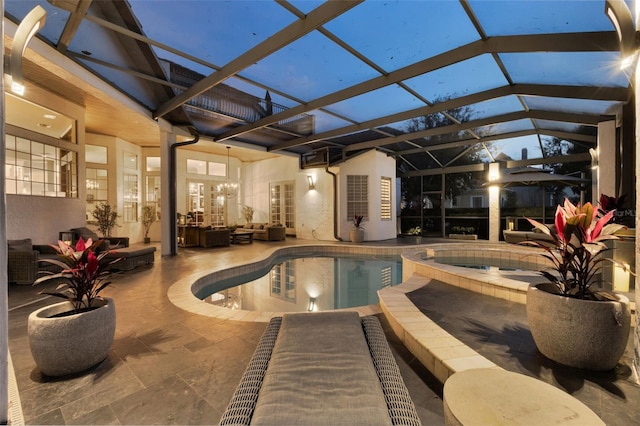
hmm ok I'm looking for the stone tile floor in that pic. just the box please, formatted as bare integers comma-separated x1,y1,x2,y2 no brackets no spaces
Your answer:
408,280,640,426
7,237,639,425
7,239,444,425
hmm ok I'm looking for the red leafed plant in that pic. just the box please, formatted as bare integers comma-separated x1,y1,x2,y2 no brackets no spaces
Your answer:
525,198,627,300
353,215,364,229
34,238,122,311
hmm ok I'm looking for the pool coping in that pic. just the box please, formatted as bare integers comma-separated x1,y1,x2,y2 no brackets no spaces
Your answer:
168,241,633,385
379,242,549,383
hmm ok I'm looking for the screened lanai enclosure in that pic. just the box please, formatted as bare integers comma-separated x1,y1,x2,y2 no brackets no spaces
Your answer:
4,0,635,239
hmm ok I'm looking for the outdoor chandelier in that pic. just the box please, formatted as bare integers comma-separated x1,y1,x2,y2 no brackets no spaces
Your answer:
217,146,238,199
6,5,47,95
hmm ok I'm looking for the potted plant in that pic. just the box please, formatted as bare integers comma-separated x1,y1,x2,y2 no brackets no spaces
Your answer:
242,206,254,224
407,226,422,244
141,205,156,244
523,198,631,371
449,226,477,240
91,202,119,237
350,215,364,243
28,238,122,376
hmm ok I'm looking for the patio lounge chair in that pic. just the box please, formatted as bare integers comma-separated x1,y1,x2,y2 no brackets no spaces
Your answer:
219,311,421,425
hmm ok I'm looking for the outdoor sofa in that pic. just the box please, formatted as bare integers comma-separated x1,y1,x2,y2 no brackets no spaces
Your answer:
238,223,286,241
219,311,421,425
7,239,60,285
503,228,555,245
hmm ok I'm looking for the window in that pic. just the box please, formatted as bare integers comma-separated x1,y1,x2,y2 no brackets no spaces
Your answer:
209,183,225,227
86,145,107,164
380,177,392,220
86,168,108,221
124,151,138,170
187,157,226,176
145,175,161,221
347,175,368,220
270,260,296,302
187,159,206,175
472,196,483,208
146,157,160,172
123,174,138,222
5,134,77,197
208,162,225,176
188,182,205,225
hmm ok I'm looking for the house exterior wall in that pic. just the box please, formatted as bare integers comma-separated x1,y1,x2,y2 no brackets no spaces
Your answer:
243,155,335,240
338,150,397,242
6,86,85,243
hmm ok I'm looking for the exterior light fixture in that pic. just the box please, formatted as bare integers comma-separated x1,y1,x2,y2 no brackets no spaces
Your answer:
605,0,639,69
307,175,315,190
307,297,317,312
7,5,47,95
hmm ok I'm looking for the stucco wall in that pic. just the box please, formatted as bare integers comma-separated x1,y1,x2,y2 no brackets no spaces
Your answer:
338,150,397,242
244,155,336,240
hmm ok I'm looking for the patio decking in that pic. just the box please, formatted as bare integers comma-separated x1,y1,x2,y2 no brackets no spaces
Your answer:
7,238,639,425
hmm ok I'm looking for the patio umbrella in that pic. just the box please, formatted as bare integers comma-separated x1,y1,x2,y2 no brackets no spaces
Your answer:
485,167,590,222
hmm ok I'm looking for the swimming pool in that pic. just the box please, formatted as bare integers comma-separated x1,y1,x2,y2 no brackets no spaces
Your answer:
198,254,402,313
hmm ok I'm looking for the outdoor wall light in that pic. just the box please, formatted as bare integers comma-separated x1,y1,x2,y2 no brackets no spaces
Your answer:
307,175,315,190
6,5,47,96
307,297,317,312
605,0,639,69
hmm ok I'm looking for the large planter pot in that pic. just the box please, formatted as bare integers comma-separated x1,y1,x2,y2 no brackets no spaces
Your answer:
350,229,364,243
526,284,630,371
28,297,116,376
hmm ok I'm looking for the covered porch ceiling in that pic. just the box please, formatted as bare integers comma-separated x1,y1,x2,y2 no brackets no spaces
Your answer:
3,0,633,172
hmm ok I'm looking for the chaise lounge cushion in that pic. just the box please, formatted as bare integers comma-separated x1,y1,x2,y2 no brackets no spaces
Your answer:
104,246,156,271
220,312,420,425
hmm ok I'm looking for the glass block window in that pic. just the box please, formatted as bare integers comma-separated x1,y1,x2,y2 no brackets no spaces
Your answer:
347,175,368,220
380,176,392,220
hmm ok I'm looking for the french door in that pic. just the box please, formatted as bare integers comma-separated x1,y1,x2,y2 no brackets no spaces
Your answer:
270,181,295,235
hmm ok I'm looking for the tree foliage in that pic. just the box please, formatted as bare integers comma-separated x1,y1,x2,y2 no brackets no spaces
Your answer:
403,95,490,203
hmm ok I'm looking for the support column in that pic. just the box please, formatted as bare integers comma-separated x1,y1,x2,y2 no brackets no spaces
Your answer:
634,61,640,383
159,124,176,256
1,1,8,420
488,163,500,242
597,120,617,202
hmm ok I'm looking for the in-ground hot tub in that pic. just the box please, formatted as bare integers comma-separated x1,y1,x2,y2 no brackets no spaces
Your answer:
401,242,552,304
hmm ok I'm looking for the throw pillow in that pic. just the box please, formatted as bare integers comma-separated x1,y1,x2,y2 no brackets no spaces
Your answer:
71,227,100,241
8,238,32,251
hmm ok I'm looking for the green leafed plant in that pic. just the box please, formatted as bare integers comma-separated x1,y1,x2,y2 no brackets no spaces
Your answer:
91,203,119,237
142,205,156,238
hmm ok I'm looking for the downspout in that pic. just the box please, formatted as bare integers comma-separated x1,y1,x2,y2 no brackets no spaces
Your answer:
325,167,343,241
169,130,200,255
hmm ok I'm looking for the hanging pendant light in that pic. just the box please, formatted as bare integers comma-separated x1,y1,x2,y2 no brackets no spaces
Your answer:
217,146,238,199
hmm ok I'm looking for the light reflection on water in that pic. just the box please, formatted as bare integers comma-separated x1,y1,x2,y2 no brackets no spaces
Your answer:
202,254,402,312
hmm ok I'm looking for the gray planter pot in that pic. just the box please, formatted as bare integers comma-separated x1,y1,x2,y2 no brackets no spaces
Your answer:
350,229,364,243
526,284,630,371
28,297,116,376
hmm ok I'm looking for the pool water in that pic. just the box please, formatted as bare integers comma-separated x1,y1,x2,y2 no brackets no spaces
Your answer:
201,254,402,312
